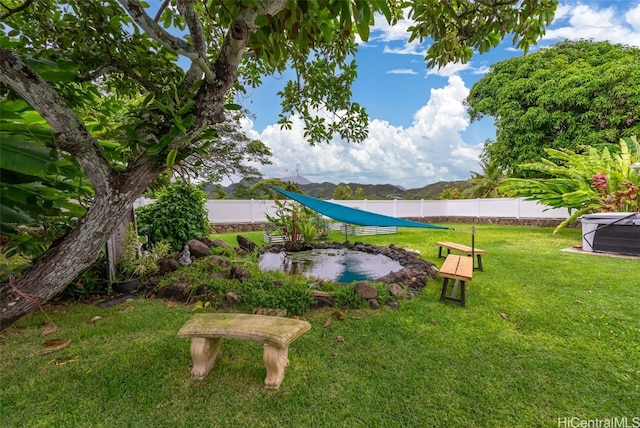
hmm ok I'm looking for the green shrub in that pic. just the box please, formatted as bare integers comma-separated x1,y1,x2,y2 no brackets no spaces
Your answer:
136,181,210,251
332,284,368,309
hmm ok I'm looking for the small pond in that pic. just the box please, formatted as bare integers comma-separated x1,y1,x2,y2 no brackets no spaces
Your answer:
258,248,404,283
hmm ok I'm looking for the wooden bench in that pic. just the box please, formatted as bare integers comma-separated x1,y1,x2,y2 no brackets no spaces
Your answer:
436,241,487,271
438,255,473,307
177,313,311,389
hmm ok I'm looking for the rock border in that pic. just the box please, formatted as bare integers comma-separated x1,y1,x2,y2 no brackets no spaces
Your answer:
260,240,440,309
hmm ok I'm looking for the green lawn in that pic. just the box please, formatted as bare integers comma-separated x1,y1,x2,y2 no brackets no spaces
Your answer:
1,224,638,427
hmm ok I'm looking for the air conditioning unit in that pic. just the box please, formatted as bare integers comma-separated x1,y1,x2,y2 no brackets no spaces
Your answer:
581,213,640,255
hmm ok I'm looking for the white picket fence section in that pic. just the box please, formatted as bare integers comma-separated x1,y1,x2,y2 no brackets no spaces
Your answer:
134,197,570,224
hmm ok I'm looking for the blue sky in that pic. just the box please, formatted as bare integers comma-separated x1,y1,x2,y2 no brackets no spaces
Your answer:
236,1,640,189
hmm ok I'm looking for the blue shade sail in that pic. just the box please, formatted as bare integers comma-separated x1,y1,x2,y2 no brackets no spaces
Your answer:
271,187,450,230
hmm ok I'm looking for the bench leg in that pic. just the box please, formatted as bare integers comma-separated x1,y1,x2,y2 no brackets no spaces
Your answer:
439,278,450,302
263,344,289,389
438,246,443,258
189,337,222,380
440,278,466,307
476,255,483,272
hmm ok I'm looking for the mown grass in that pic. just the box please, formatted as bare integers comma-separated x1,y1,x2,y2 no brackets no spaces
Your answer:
1,224,639,427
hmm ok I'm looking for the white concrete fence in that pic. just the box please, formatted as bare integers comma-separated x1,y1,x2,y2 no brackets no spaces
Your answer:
134,197,570,224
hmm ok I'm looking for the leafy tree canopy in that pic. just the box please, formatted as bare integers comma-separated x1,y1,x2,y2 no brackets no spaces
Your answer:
466,40,640,177
0,0,557,328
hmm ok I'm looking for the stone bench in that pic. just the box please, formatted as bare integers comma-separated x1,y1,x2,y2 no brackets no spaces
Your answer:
177,313,311,389
438,255,474,307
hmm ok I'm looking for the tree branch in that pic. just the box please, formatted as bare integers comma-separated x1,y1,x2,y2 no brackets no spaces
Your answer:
117,0,216,83
176,0,207,59
0,48,115,196
153,0,170,22
0,0,34,20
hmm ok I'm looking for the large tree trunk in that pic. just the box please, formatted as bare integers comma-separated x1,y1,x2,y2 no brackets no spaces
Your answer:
0,3,257,331
0,169,156,330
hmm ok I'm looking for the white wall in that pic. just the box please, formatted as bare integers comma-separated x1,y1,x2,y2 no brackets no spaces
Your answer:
135,197,569,224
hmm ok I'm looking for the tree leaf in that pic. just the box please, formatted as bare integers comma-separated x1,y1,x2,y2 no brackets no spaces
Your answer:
41,339,71,355
40,325,59,336
166,148,178,167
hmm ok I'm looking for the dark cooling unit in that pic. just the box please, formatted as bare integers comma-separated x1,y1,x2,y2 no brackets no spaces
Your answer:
581,213,640,256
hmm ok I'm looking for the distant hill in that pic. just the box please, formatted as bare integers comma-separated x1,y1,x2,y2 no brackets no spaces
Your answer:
220,178,473,200
299,182,406,199
404,180,474,199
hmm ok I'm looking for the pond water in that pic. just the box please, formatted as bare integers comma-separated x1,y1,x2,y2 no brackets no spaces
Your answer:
258,249,404,283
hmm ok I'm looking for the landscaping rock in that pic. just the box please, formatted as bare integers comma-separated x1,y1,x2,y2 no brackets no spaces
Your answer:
210,239,232,249
229,265,250,281
369,298,381,309
207,255,231,268
389,283,407,299
158,258,181,274
311,295,334,308
386,301,400,309
157,281,191,300
187,239,211,258
237,235,258,254
355,282,377,299
223,292,241,309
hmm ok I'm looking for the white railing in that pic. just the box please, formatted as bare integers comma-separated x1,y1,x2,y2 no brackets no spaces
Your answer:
134,197,570,224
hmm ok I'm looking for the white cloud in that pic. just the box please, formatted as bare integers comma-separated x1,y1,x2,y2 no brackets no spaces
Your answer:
382,42,428,56
370,12,414,43
543,2,640,47
387,68,418,75
626,4,640,30
426,62,471,77
251,76,480,188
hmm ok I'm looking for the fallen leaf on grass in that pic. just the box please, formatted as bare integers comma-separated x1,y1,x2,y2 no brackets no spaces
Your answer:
88,316,102,323
323,317,332,328
334,335,344,342
40,325,59,337
166,301,175,308
350,316,362,320
334,310,345,321
53,355,79,366
41,340,71,355
121,306,135,313
575,300,584,305
47,355,79,366
430,319,439,325
44,339,66,347
500,313,509,320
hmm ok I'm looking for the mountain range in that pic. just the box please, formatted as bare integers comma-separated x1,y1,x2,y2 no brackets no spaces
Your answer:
222,176,474,200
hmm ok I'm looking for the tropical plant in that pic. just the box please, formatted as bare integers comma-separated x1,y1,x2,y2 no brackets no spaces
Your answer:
462,160,505,198
117,223,170,282
466,40,640,177
499,137,640,232
0,98,93,259
0,0,557,329
265,196,329,245
135,181,210,252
